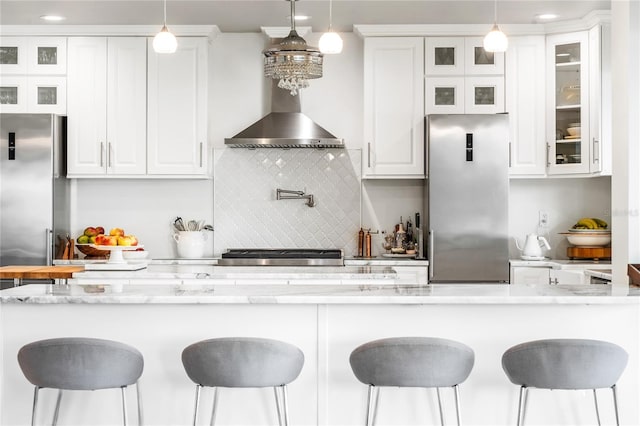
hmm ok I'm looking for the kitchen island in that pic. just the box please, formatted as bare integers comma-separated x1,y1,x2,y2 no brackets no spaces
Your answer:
1,282,638,425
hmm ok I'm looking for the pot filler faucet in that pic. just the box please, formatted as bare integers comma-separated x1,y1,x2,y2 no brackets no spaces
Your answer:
276,188,315,207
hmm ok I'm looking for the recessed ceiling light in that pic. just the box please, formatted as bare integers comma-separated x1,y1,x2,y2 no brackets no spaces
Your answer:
536,14,558,20
40,15,66,22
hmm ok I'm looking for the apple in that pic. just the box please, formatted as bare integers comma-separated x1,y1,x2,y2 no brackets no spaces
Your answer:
90,235,99,244
94,234,108,245
117,235,138,246
96,226,105,235
103,235,118,246
77,235,90,244
109,228,125,237
83,227,98,237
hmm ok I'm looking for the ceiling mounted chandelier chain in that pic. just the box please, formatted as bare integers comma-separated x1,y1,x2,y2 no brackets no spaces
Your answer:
263,0,324,96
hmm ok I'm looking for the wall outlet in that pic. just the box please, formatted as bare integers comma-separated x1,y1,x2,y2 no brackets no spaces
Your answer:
539,210,549,227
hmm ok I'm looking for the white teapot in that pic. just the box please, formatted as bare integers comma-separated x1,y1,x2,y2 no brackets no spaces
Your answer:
515,234,551,258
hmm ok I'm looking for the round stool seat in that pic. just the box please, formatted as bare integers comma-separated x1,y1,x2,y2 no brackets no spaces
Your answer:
18,337,144,391
17,337,144,425
182,337,304,388
181,337,304,425
502,338,628,390
349,337,475,426
350,336,475,388
501,338,628,426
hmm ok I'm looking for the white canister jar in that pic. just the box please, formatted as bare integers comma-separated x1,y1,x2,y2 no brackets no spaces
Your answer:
173,231,207,258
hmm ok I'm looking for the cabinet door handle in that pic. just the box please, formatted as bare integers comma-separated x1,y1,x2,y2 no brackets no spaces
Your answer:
100,142,104,167
508,142,512,167
367,143,371,168
199,142,203,167
108,142,113,168
546,142,551,167
592,138,599,163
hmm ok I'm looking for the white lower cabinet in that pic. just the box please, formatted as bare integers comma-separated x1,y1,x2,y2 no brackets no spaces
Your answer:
147,37,208,176
67,37,146,176
510,266,590,285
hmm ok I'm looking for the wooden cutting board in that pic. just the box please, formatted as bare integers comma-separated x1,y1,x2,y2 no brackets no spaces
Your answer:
567,246,611,260
0,265,85,280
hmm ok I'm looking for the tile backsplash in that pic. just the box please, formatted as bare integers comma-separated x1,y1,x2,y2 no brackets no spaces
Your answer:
213,148,361,255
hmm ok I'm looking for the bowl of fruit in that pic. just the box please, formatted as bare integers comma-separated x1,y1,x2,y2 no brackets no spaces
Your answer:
76,226,109,258
562,218,611,247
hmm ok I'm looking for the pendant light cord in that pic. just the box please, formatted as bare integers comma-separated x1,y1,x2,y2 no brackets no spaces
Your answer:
494,0,498,24
163,0,168,26
329,0,333,30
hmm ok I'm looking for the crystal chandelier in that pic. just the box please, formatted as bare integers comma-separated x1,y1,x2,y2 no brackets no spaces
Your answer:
263,0,323,96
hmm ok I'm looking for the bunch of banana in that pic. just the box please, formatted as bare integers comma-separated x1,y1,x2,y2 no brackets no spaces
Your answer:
572,217,608,230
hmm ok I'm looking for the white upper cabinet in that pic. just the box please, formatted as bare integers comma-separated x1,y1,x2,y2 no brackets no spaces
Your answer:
425,37,504,115
546,31,591,175
0,37,67,114
363,37,425,178
147,37,208,176
67,37,146,176
506,36,546,176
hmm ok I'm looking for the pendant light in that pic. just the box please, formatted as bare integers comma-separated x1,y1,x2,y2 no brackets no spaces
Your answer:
483,0,508,53
263,0,323,96
319,0,343,54
153,0,177,54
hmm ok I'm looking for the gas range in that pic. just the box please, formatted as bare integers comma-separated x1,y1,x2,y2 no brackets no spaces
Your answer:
218,249,344,266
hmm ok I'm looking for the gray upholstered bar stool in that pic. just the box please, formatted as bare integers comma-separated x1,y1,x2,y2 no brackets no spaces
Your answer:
502,338,628,426
349,337,475,426
181,337,304,426
17,337,144,426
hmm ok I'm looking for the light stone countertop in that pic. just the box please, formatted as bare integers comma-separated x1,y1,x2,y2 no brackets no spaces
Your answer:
1,283,638,305
509,259,612,269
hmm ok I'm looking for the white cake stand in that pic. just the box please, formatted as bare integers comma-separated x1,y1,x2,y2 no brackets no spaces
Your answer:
90,244,144,264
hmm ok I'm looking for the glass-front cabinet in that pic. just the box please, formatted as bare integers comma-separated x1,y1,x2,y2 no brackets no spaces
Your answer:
546,32,590,174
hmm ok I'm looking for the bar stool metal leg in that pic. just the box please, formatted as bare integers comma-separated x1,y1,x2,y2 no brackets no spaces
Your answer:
453,385,462,426
31,386,40,426
593,389,601,426
121,386,129,426
372,386,380,426
136,381,143,426
436,388,444,426
516,386,529,426
52,389,63,426
612,385,620,426
274,386,283,426
192,385,202,426
209,387,218,426
282,385,290,426
365,385,374,426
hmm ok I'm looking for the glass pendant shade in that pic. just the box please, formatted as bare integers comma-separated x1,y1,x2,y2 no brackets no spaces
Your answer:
153,0,177,54
263,0,324,96
319,31,343,54
483,23,508,52
153,25,178,53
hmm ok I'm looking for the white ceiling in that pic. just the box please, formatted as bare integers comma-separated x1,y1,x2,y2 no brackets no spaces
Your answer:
0,0,610,33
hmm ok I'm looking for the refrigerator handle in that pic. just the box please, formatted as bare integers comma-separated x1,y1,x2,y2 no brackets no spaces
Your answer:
428,229,434,279
46,228,53,265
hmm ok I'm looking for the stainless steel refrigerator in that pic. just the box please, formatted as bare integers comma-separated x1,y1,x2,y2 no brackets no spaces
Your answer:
427,114,509,283
0,114,70,276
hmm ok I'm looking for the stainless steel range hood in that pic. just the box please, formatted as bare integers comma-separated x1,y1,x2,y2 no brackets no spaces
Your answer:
224,81,344,148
